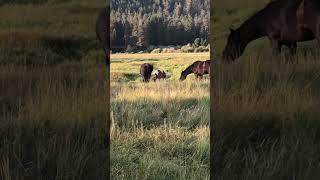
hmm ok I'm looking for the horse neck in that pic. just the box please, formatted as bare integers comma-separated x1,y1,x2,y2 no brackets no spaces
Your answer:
238,16,267,47
184,65,194,76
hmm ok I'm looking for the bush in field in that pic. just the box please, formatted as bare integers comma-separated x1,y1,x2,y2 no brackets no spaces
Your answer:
181,43,195,53
151,48,162,53
206,44,210,50
179,41,209,53
194,46,206,52
161,47,176,53
125,45,136,53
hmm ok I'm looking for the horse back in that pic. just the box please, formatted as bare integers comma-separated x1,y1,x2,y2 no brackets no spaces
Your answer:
194,60,210,74
140,63,153,76
270,0,314,42
297,0,320,35
245,0,312,42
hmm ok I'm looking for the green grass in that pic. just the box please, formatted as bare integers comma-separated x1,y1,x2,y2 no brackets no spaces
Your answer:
212,0,320,179
0,1,109,179
110,53,210,179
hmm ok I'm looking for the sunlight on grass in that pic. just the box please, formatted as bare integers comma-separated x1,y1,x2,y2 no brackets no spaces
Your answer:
111,52,210,179
114,80,209,102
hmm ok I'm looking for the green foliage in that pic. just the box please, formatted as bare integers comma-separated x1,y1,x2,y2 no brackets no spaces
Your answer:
181,44,195,53
180,42,209,53
151,48,162,53
111,0,209,52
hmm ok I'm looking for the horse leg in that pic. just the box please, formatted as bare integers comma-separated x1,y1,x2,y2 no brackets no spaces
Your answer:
316,22,320,45
281,42,297,63
273,43,281,55
290,43,298,63
269,37,281,55
288,42,297,55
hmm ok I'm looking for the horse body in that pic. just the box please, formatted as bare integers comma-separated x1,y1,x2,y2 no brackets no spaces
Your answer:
96,6,110,65
140,63,154,82
151,69,167,82
179,60,210,81
297,0,320,40
222,0,315,61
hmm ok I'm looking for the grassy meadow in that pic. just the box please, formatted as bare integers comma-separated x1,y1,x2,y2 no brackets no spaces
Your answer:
110,52,210,179
0,1,108,179
212,0,320,179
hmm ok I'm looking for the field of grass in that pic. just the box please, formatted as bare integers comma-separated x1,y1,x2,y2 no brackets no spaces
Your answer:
0,1,108,179
212,0,320,179
110,52,210,179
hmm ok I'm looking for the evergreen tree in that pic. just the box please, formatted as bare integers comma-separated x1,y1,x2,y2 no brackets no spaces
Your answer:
110,0,209,52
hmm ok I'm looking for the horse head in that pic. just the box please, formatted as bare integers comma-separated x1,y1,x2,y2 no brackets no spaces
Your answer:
179,70,187,81
222,28,247,62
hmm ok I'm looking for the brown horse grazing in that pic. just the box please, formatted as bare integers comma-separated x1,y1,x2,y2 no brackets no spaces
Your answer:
96,6,110,65
297,0,320,41
179,60,210,81
222,0,315,62
140,63,154,82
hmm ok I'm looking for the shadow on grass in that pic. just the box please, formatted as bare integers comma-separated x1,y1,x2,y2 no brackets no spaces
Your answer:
0,64,108,179
211,53,320,179
0,119,108,179
0,32,99,65
212,112,320,179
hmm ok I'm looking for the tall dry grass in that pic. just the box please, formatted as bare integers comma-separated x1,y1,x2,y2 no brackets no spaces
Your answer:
110,54,210,179
1,65,108,179
0,1,109,179
212,0,320,179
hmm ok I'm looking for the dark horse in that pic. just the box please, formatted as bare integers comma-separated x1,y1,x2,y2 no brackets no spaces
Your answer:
140,63,154,82
96,6,110,65
222,0,315,62
179,60,210,81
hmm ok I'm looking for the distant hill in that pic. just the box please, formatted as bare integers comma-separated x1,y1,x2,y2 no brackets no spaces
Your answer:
111,0,210,52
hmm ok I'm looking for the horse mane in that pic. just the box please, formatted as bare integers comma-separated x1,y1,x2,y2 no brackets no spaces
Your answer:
184,61,200,72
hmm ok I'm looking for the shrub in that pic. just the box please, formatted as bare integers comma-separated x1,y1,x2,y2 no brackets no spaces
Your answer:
181,44,195,53
151,48,162,53
161,47,176,53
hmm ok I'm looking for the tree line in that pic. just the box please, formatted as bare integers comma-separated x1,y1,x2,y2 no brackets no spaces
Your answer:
110,0,209,52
